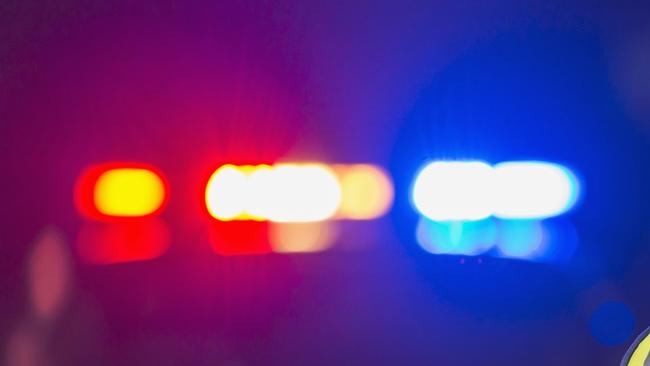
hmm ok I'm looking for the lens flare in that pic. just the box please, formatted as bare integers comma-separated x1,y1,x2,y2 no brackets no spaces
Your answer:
590,301,636,346
335,164,394,220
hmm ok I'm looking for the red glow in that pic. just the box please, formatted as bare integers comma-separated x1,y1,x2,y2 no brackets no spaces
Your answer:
76,218,170,264
208,220,271,255
74,162,169,221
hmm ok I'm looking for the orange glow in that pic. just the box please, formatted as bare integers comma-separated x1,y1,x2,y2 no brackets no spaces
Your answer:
29,227,70,321
334,164,394,219
75,163,168,220
269,221,338,253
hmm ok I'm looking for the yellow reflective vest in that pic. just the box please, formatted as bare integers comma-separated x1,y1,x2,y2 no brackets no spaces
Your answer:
623,328,650,366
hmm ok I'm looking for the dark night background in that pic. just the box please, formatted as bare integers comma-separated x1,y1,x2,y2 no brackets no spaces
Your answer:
2,0,650,365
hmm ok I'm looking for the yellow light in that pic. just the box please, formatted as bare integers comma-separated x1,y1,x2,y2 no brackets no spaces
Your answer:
93,168,166,217
269,221,337,253
625,329,650,365
336,164,394,219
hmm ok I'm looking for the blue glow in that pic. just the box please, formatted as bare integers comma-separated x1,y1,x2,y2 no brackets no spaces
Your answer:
411,160,580,221
412,161,494,221
532,220,579,263
590,301,636,346
493,162,580,219
495,220,545,258
415,217,497,255
420,218,580,261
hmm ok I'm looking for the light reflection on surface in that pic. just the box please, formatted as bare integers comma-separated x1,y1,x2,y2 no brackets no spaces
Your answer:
415,217,579,262
415,217,497,255
207,220,271,255
495,220,545,258
269,221,338,253
76,218,170,264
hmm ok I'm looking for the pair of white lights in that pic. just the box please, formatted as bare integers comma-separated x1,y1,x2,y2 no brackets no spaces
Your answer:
412,161,580,221
205,164,342,222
